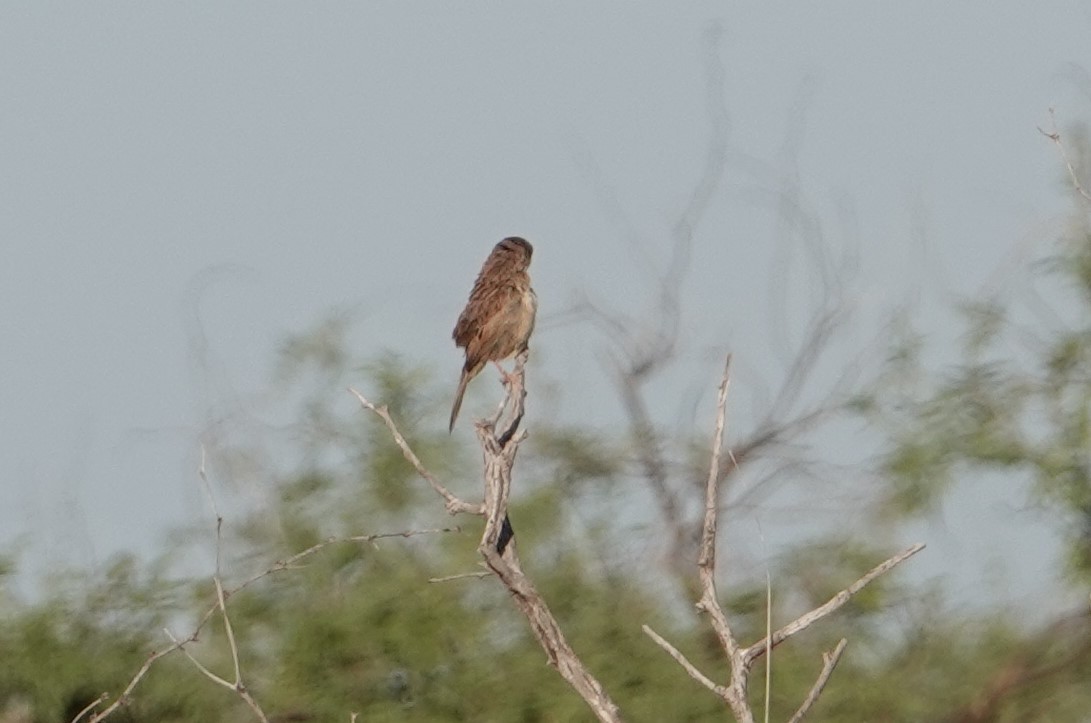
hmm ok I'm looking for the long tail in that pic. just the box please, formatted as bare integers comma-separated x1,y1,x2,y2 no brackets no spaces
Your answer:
449,369,471,432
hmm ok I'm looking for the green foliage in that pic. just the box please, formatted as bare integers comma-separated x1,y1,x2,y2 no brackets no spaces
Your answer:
865,165,1091,582
0,345,1085,721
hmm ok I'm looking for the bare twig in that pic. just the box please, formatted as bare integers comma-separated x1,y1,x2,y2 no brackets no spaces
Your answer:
349,387,483,515
199,449,246,688
693,357,753,722
164,628,235,690
428,570,493,583
165,628,270,723
787,639,848,723
742,542,925,665
764,568,772,723
216,573,248,691
182,529,456,644
642,624,726,697
81,644,192,722
179,452,270,720
69,693,108,723
265,528,460,579
1038,107,1091,203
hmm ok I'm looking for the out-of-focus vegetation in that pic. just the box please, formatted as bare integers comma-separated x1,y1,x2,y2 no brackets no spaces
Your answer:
5,131,1091,723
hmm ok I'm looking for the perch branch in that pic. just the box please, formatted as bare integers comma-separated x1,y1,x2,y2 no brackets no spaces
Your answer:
476,352,623,722
361,350,623,721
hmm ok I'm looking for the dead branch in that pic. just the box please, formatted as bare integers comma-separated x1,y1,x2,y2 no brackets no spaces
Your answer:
787,638,848,723
428,570,491,583
356,350,624,722
349,388,483,515
71,645,181,723
742,542,925,666
482,549,621,722
77,521,455,722
1038,107,1091,203
69,695,109,723
644,357,925,722
641,624,725,696
185,452,269,719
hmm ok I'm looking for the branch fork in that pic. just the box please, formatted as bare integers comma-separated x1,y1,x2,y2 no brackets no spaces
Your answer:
644,356,925,722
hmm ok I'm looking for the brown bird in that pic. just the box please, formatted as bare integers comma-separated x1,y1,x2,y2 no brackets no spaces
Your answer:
450,237,537,432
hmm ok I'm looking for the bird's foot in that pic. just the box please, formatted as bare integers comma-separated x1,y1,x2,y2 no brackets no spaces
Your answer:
492,361,515,387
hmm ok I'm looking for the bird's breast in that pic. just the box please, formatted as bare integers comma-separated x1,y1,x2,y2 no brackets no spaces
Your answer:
518,287,537,342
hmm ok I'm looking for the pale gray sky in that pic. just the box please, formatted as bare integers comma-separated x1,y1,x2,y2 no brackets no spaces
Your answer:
2,3,1090,614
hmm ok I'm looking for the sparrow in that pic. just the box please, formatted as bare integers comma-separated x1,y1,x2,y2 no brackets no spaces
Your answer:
449,237,537,432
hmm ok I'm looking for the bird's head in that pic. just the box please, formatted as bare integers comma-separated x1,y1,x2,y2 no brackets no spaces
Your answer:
496,236,533,266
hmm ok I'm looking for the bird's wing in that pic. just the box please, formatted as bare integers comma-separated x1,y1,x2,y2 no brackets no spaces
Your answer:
453,279,508,348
